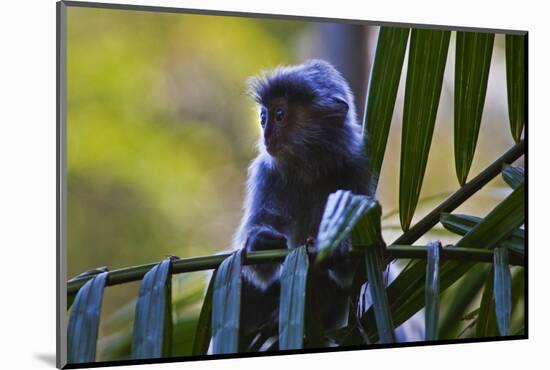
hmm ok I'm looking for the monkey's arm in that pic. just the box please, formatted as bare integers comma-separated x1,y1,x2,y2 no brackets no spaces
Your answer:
233,159,289,290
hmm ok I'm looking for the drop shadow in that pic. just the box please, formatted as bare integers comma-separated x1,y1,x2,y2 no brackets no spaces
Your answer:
34,353,57,367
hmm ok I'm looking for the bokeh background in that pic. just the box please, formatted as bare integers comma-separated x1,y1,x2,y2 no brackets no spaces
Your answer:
67,6,522,359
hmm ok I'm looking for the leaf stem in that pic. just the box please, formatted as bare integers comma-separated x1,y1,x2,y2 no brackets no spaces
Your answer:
385,245,523,266
67,244,523,298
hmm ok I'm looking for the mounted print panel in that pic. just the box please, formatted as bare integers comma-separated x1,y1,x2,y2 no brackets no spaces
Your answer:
57,1,527,368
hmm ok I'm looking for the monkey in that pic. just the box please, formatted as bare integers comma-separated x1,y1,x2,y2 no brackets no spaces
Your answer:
233,60,370,351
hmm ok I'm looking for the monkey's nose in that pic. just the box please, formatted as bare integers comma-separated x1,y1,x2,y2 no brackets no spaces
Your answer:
264,137,279,155
263,122,274,140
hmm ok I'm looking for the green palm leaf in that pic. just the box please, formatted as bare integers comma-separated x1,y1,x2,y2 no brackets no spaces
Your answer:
502,165,524,189
316,190,377,262
455,183,524,249
279,246,309,350
476,267,499,337
364,27,410,193
454,31,495,184
350,196,394,344
493,247,512,335
67,271,109,364
438,264,488,339
192,272,216,355
440,213,524,255
212,250,243,354
425,241,441,340
364,246,395,343
362,181,524,341
400,29,451,230
132,257,175,359
505,34,526,142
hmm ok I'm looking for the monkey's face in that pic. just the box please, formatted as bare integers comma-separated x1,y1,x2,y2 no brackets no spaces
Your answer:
259,95,349,162
260,97,292,157
259,96,319,160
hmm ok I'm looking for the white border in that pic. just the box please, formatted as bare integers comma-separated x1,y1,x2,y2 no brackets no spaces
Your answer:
1,0,548,369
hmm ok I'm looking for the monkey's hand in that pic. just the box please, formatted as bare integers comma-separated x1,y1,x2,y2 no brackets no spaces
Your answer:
315,238,357,288
245,226,288,252
242,226,287,290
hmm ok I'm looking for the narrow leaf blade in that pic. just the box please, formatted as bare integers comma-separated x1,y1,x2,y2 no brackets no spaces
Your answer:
440,213,524,254
212,250,243,354
132,257,174,359
438,264,488,339
367,183,525,341
316,190,377,262
454,31,495,184
400,29,451,230
502,165,525,189
67,271,109,364
364,27,410,193
425,241,441,340
192,272,216,355
476,267,499,337
455,183,525,249
362,183,525,342
279,246,309,350
365,247,395,343
505,34,526,142
351,200,384,249
493,248,512,335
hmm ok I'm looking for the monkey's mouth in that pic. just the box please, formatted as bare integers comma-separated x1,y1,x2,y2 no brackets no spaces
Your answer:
264,141,282,156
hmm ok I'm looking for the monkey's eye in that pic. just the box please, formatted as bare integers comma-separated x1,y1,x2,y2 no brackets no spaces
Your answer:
275,107,285,122
260,111,267,127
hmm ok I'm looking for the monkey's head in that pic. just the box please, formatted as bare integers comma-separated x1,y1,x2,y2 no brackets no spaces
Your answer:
247,60,361,170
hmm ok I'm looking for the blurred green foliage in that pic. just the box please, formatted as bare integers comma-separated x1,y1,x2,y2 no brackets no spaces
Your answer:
67,9,307,281
67,8,309,359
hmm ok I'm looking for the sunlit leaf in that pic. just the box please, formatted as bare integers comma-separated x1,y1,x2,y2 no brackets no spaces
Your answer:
502,165,524,189
279,246,309,350
493,248,512,336
454,31,495,184
192,272,216,355
212,250,242,354
425,241,441,340
364,27,410,193
68,271,109,364
505,34,526,142
440,213,524,254
132,257,175,359
400,29,451,231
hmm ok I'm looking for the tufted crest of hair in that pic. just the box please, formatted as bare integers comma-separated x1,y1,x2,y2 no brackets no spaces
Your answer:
247,59,365,179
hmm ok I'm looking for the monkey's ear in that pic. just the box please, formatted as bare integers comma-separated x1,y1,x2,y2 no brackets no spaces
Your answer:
330,95,349,118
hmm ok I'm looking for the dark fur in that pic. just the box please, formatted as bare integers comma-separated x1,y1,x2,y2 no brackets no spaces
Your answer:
234,60,370,349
